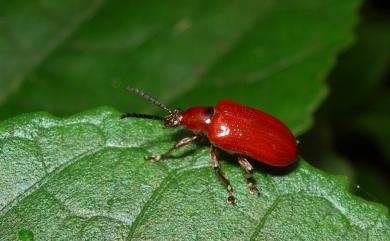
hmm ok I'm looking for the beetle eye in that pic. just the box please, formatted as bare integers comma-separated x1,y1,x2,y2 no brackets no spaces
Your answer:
204,107,214,116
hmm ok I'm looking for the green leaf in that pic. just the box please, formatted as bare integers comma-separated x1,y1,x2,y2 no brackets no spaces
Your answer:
1,109,389,240
0,0,104,104
0,0,360,134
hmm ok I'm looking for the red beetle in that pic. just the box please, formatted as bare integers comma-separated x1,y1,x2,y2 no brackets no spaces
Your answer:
121,87,298,204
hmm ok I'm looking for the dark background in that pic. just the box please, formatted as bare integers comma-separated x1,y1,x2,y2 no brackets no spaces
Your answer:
302,0,390,207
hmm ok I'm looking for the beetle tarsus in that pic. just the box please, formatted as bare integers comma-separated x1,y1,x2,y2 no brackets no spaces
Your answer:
145,155,161,162
248,183,259,196
227,195,235,205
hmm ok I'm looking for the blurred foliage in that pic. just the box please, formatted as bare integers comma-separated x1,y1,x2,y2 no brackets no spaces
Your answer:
300,0,390,208
0,0,360,135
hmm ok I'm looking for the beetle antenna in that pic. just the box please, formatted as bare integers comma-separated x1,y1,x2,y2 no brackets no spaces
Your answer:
127,87,172,113
120,113,164,120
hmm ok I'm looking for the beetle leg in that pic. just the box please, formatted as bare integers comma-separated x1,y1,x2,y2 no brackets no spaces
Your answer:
238,156,259,195
145,136,198,162
211,146,235,205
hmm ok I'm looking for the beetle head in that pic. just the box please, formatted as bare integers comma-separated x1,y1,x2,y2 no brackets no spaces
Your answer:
164,109,183,128
124,87,185,128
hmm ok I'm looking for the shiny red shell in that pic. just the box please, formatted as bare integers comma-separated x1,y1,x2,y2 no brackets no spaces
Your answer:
180,99,298,166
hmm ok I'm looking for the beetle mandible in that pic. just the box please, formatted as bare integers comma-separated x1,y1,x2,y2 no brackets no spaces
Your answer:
121,87,298,204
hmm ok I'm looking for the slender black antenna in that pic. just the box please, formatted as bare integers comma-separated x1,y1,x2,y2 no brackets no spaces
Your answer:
127,87,171,113
120,113,164,120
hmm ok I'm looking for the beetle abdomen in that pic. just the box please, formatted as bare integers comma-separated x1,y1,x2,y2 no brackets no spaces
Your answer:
207,99,297,166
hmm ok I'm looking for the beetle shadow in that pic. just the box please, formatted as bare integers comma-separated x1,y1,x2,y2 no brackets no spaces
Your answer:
251,158,299,176
217,149,299,177
168,129,299,176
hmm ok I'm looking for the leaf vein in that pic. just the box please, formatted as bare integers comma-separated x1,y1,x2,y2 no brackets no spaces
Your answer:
126,169,178,240
0,146,104,215
250,196,283,241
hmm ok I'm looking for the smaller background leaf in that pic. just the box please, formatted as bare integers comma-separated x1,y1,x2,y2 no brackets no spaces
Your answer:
0,0,360,138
